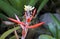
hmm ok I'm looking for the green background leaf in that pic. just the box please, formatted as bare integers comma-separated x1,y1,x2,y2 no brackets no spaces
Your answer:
48,23,56,37
0,26,20,39
39,35,55,39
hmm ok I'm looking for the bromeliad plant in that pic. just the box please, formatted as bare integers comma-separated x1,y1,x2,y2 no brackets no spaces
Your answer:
8,5,44,39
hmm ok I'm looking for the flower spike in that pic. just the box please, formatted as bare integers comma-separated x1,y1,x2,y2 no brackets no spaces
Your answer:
8,5,45,39
24,5,34,11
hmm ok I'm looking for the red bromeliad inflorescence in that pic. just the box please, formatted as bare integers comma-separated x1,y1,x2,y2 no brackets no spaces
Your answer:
8,5,45,39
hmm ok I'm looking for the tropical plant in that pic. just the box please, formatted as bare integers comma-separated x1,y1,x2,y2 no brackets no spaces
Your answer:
0,0,51,39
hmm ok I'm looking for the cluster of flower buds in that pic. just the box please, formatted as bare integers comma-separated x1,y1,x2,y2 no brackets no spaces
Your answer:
8,5,44,39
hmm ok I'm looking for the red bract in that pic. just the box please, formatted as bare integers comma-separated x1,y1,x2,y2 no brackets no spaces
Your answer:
32,8,36,16
8,18,44,29
8,18,25,25
28,22,45,29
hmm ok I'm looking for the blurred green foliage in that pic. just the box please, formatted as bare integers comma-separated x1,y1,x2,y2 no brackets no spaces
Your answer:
39,35,55,39
0,0,60,39
2,0,60,39
47,13,60,39
0,0,48,18
0,26,20,39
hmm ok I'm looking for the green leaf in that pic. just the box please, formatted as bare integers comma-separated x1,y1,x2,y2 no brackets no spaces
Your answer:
0,26,20,39
37,0,48,13
48,23,56,37
50,13,60,39
0,13,8,20
2,0,9,3
0,0,21,17
39,35,55,39
58,30,60,39
29,0,39,6
35,0,48,18
9,0,30,13
50,13,60,29
56,26,60,39
9,35,16,39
